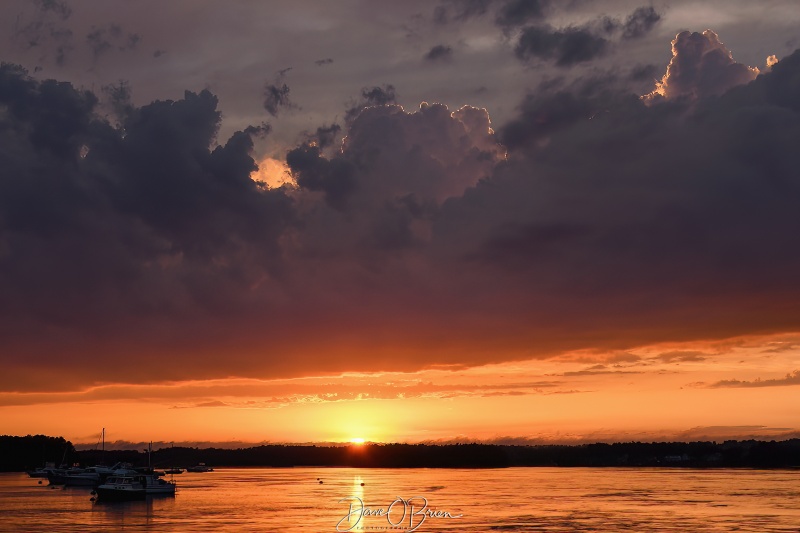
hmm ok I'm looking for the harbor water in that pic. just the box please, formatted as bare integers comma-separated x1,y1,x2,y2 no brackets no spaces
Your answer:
0,467,798,531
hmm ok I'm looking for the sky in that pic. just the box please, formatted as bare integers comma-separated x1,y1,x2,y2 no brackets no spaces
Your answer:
1,0,799,447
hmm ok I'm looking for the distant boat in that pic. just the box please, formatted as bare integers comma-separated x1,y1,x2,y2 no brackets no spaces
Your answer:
63,463,130,487
47,462,133,486
164,468,184,474
185,463,214,472
26,463,57,478
47,466,87,485
95,472,176,501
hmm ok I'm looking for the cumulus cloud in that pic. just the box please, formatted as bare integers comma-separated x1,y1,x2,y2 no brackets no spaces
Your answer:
0,63,293,390
644,30,759,102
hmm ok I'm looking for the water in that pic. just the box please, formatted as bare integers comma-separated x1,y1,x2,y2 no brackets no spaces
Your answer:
1,468,798,532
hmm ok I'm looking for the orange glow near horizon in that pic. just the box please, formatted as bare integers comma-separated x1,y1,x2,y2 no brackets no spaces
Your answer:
1,333,799,447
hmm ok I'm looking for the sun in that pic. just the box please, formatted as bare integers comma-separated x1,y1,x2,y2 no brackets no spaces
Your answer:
350,438,366,445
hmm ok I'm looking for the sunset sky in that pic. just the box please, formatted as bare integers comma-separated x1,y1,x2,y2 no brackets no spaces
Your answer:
1,0,799,447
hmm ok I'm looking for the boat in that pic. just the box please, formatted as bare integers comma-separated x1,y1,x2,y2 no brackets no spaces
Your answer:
63,463,131,486
164,468,184,474
47,466,87,485
185,463,214,472
95,472,176,501
26,463,57,478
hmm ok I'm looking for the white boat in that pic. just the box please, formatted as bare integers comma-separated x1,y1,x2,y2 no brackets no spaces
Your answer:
95,472,176,501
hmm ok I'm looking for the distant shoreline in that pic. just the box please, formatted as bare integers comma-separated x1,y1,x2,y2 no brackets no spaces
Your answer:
3,435,799,471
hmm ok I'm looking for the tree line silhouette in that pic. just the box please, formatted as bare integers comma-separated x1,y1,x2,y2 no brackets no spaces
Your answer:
2,435,799,471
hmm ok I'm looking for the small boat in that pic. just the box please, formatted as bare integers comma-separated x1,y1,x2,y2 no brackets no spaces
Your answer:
185,463,213,472
164,468,184,474
95,473,176,501
63,462,134,487
27,465,57,478
47,466,86,485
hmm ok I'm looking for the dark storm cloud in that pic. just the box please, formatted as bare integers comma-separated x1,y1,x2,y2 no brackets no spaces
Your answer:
499,76,622,149
100,79,133,123
344,84,398,124
706,370,800,388
0,63,293,390
287,102,502,257
286,142,356,210
424,44,454,63
494,0,549,28
514,7,661,67
359,84,398,106
629,63,658,81
621,6,660,40
311,123,341,149
434,46,800,353
515,24,611,66
3,30,800,392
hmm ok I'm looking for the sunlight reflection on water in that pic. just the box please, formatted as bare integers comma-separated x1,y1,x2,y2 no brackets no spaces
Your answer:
1,468,798,532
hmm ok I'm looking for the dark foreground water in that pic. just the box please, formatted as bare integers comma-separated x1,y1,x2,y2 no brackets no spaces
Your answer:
0,468,798,532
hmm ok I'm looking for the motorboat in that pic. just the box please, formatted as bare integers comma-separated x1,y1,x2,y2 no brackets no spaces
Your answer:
95,472,176,501
164,468,184,474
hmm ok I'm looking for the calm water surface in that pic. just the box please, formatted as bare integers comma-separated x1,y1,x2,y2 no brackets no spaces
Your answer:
0,468,798,532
